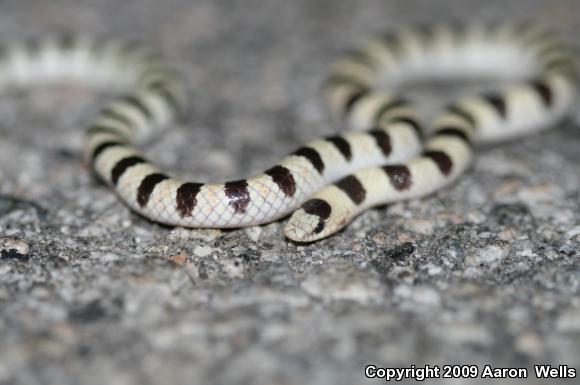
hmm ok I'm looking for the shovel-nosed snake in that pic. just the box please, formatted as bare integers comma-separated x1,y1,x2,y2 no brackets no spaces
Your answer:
2,22,577,242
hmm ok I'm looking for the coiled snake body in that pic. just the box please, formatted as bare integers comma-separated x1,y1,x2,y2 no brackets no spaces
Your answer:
2,23,577,241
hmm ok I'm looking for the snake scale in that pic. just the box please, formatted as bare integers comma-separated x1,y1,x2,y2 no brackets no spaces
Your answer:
2,22,577,242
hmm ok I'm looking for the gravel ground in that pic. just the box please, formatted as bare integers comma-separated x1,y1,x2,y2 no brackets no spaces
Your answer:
0,0,579,384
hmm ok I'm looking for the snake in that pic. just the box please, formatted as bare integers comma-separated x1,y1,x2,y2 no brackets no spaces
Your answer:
1,23,577,242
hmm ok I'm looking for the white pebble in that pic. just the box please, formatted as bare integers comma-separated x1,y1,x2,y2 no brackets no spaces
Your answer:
193,245,213,257
0,238,29,256
244,226,262,242
476,245,509,265
566,225,580,239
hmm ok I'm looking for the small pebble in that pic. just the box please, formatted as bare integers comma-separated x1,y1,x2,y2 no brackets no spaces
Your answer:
475,245,509,265
0,238,30,260
405,219,434,235
566,225,580,239
193,245,213,257
168,253,187,266
244,226,262,242
371,232,387,245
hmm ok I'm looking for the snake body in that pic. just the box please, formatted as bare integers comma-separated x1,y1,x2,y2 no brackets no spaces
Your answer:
286,23,578,241
2,23,577,242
